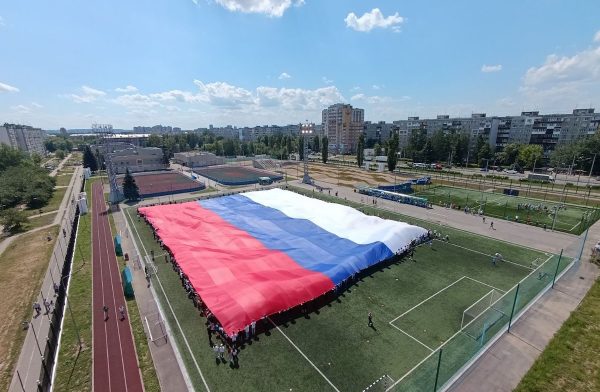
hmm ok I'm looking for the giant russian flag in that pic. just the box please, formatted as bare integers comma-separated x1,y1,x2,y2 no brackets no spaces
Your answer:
139,189,427,335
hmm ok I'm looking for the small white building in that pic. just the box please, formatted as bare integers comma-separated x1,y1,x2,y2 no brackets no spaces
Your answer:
172,151,225,168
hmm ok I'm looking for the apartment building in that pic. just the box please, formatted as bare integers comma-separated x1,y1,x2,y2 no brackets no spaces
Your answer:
0,123,46,155
321,103,364,154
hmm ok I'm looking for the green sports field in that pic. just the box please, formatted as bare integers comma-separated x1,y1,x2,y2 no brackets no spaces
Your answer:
124,190,573,392
411,185,600,235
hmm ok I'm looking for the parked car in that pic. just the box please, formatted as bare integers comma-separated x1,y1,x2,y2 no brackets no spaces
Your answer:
504,169,518,174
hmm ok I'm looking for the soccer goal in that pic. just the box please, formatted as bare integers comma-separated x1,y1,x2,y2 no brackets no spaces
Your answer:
461,289,504,330
144,312,167,343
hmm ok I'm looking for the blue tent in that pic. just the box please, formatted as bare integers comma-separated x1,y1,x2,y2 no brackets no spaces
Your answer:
122,266,134,298
114,235,123,256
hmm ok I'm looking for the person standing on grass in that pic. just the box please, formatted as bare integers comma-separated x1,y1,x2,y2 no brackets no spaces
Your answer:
219,344,225,360
213,343,219,359
251,320,256,337
103,305,109,321
368,311,373,327
244,324,250,341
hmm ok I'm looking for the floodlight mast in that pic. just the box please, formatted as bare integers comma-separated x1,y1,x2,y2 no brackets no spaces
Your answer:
93,123,124,203
300,121,314,185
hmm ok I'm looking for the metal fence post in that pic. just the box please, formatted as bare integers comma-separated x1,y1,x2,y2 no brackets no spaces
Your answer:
508,283,520,333
552,250,563,288
433,348,443,391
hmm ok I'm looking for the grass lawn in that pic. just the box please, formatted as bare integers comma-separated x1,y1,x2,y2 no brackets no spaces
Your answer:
53,179,93,391
25,212,58,230
124,187,570,392
411,184,599,235
0,225,60,392
515,272,600,392
55,173,74,187
191,186,217,194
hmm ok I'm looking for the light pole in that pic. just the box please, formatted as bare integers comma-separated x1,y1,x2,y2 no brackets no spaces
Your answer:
300,122,314,185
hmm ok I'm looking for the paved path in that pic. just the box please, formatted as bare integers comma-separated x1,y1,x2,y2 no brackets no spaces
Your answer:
49,153,72,177
91,181,143,392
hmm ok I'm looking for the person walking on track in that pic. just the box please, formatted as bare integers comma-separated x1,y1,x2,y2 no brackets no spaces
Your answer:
119,305,126,321
103,304,109,321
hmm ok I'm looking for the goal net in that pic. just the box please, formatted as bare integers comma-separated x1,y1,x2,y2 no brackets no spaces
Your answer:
144,312,167,343
461,289,503,330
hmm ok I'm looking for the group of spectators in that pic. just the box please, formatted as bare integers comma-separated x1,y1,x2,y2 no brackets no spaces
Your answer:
137,206,263,367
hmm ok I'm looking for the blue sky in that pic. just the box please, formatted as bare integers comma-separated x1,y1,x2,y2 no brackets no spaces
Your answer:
1,0,600,129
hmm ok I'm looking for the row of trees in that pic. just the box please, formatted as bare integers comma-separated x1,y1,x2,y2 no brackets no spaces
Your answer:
0,145,56,233
550,132,600,174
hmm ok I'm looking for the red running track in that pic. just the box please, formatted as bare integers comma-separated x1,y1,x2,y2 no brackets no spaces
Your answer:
92,181,144,392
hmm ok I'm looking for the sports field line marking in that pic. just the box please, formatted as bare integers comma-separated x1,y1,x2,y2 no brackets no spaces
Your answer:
569,221,581,232
389,323,435,352
389,276,466,324
463,276,506,293
435,240,535,270
126,208,211,392
267,317,341,392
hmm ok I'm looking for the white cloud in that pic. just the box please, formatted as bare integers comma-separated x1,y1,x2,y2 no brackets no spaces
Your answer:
0,16,4,27
215,0,303,17
0,81,19,93
112,93,162,109
256,86,343,110
351,86,361,91
594,30,600,43
68,85,106,103
520,42,600,108
278,72,292,80
193,80,256,107
115,85,138,93
11,105,31,114
31,102,44,108
322,76,333,84
481,64,503,73
345,8,404,33
351,93,409,105
372,84,382,90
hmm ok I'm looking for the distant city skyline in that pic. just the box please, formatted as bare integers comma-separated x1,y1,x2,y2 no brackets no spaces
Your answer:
1,0,599,129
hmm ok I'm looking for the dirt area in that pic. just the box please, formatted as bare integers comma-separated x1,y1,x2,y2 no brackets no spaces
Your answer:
278,161,416,189
0,225,60,391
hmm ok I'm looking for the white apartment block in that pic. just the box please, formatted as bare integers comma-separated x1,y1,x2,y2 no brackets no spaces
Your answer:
0,123,46,156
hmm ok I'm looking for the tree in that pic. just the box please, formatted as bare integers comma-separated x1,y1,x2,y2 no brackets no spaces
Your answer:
82,145,98,171
122,169,140,201
0,208,28,233
478,143,493,166
313,135,320,153
517,144,543,169
387,132,399,172
374,143,382,157
56,150,66,159
0,144,25,172
356,134,365,168
498,143,521,166
321,136,329,163
421,139,435,163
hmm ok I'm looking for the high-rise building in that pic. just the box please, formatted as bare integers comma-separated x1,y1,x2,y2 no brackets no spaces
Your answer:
321,103,364,154
0,123,46,155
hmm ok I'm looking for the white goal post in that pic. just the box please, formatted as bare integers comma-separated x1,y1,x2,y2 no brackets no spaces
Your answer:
144,312,167,343
461,289,503,330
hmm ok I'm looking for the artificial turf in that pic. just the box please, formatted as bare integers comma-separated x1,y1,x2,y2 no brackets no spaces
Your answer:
411,185,599,235
123,190,569,392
